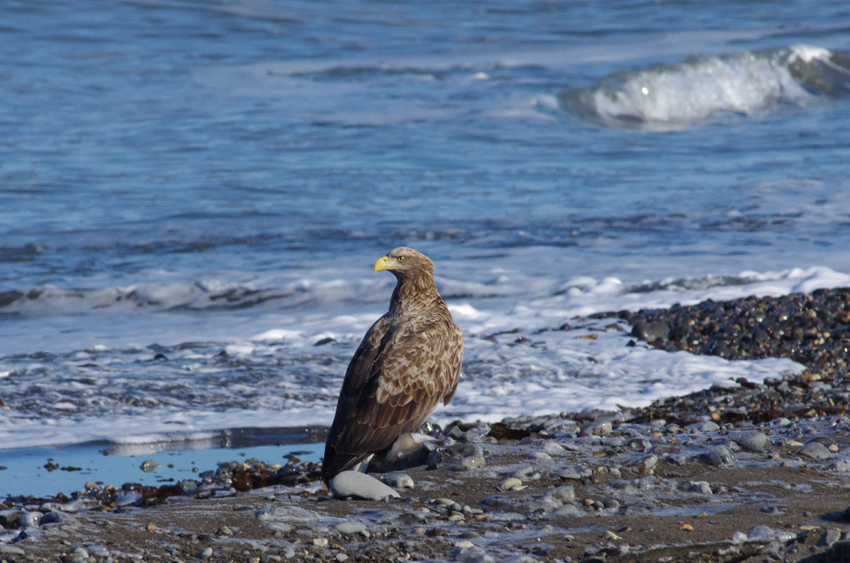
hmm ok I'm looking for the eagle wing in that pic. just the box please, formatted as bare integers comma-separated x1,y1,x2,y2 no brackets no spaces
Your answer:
321,310,463,482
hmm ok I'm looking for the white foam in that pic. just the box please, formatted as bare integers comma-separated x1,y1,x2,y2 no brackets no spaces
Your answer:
566,44,837,130
0,262,839,451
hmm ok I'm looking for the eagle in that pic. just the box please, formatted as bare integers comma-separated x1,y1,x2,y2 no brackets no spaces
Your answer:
321,247,464,485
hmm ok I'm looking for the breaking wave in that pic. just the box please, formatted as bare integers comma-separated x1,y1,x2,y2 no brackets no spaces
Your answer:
562,45,850,130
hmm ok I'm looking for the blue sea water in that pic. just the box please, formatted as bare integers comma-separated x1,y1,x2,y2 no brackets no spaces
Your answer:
1,0,850,495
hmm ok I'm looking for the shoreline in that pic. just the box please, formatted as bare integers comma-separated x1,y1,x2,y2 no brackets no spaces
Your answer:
2,289,850,562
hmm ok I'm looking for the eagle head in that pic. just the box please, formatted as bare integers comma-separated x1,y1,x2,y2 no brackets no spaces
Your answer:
374,247,435,278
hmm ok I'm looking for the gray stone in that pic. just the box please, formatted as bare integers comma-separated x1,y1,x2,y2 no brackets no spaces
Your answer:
115,492,142,507
0,547,25,556
451,546,496,563
198,547,213,560
0,510,23,528
283,548,296,559
542,441,567,456
329,471,400,501
690,481,713,495
335,521,367,536
381,474,414,489
451,456,485,471
799,442,831,460
687,420,720,433
18,511,43,528
41,510,76,525
702,445,735,466
61,547,90,563
820,529,842,548
139,459,158,472
583,420,613,437
544,486,576,505
499,478,523,491
548,504,584,517
731,431,768,452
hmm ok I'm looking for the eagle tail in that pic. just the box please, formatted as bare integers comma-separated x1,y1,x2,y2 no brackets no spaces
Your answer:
320,446,372,486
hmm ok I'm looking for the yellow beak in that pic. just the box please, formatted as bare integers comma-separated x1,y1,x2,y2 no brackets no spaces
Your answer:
374,255,390,274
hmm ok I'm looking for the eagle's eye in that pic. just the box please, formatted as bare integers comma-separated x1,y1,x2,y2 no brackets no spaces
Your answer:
398,256,405,262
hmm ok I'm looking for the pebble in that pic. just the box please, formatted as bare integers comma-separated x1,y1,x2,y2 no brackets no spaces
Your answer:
329,471,401,501
731,431,768,452
197,547,213,560
799,442,832,460
690,481,713,495
703,445,735,466
687,420,720,433
499,478,523,491
583,420,613,437
61,547,90,563
452,456,486,471
0,547,25,556
335,521,367,536
542,441,567,456
41,510,76,525
139,459,158,472
381,474,415,489
283,548,296,559
18,511,43,528
545,486,576,505
312,538,328,548
115,492,143,507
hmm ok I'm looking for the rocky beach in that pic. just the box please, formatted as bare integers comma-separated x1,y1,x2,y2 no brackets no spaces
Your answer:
3,289,850,563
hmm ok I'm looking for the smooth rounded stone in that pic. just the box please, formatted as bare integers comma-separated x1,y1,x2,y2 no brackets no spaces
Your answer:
140,459,158,472
87,546,109,559
115,492,143,507
0,547,25,556
731,431,768,452
545,486,576,505
830,460,850,472
452,546,496,563
499,478,523,491
732,531,749,543
690,481,713,495
336,554,349,562
687,420,720,433
583,421,613,437
542,441,567,456
18,511,43,528
633,454,658,473
631,321,670,341
335,521,367,536
381,474,415,489
799,442,832,460
329,471,400,501
452,456,486,471
41,510,76,525
283,548,296,559
61,547,90,563
312,538,328,548
434,498,456,506
527,451,551,460
702,445,735,466
197,547,213,560
772,417,792,427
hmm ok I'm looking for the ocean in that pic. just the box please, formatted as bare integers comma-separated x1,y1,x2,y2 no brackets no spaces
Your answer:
1,0,850,496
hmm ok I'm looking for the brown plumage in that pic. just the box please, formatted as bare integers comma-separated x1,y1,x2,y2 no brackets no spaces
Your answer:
321,247,464,485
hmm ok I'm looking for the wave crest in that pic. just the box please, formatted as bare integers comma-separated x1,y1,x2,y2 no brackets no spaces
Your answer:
562,44,850,131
